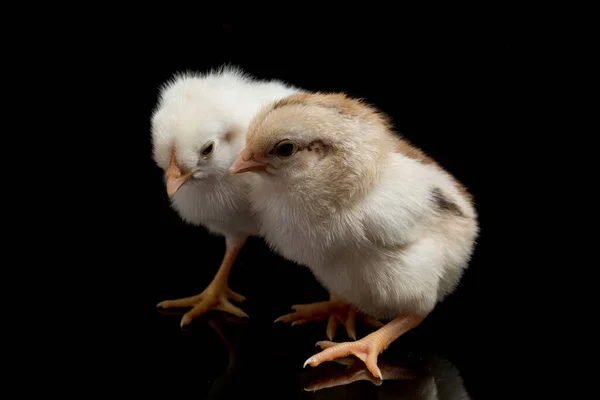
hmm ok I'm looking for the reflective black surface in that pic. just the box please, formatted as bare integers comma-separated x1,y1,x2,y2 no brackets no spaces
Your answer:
128,231,495,399
150,312,471,399
103,21,523,399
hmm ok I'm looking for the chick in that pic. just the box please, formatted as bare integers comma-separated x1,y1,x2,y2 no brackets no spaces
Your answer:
151,66,299,327
229,92,479,379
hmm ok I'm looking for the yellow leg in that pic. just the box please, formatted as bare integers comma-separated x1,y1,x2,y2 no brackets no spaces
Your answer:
303,313,425,380
157,236,249,327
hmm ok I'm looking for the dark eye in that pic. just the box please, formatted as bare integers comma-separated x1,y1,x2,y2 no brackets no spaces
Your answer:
201,141,215,157
273,140,296,157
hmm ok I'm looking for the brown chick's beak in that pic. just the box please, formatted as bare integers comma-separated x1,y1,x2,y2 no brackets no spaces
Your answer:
229,149,268,174
166,153,195,198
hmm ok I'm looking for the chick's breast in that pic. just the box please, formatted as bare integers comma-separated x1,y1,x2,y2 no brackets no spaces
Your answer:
170,174,259,238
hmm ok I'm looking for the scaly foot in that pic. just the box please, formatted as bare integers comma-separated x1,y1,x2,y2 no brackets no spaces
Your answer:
275,298,383,340
157,235,249,328
304,339,385,379
303,313,425,380
157,284,248,327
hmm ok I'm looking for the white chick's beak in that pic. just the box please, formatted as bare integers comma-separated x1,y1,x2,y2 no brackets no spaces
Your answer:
229,148,269,174
165,151,195,198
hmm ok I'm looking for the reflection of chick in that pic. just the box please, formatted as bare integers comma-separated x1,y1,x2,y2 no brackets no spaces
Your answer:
304,356,416,391
305,353,471,400
230,92,479,379
424,356,472,400
202,315,248,400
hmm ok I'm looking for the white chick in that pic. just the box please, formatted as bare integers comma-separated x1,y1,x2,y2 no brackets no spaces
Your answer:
229,92,479,379
151,66,300,327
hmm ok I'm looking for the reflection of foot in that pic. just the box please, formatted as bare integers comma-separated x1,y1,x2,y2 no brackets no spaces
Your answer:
205,314,248,357
304,357,416,391
303,313,425,379
157,284,248,327
275,298,383,340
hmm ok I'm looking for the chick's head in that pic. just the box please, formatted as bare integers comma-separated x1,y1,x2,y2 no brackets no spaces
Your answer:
151,74,245,198
230,92,394,194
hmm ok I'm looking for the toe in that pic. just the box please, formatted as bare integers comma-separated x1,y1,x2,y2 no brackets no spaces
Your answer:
306,339,383,379
156,293,204,309
326,316,339,340
315,340,337,349
306,341,358,368
226,288,246,303
344,310,357,340
365,356,383,379
274,313,297,323
217,299,249,319
158,299,183,309
181,302,213,323
274,306,330,324
365,351,382,380
180,313,193,327
361,315,385,329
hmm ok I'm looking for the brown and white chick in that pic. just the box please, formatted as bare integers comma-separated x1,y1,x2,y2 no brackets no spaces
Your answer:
229,93,479,379
151,66,300,327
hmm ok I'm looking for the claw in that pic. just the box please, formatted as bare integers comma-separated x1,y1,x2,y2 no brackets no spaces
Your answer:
315,340,337,349
345,308,357,340
226,288,247,303
326,316,339,341
216,299,249,319
303,357,316,368
156,292,204,309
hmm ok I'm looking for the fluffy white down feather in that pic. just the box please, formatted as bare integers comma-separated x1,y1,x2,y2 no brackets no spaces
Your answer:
242,94,479,321
151,66,301,240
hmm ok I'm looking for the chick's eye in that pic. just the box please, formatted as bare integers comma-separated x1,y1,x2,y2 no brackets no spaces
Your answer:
201,141,215,157
274,141,296,157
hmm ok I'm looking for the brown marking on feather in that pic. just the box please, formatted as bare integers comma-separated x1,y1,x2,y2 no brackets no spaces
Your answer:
273,92,393,130
431,187,465,217
388,241,413,252
370,237,414,252
395,139,437,165
269,92,474,204
305,139,327,154
394,138,473,203
272,92,313,109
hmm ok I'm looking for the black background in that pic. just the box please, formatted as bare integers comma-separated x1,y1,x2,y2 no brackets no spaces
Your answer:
82,20,533,400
